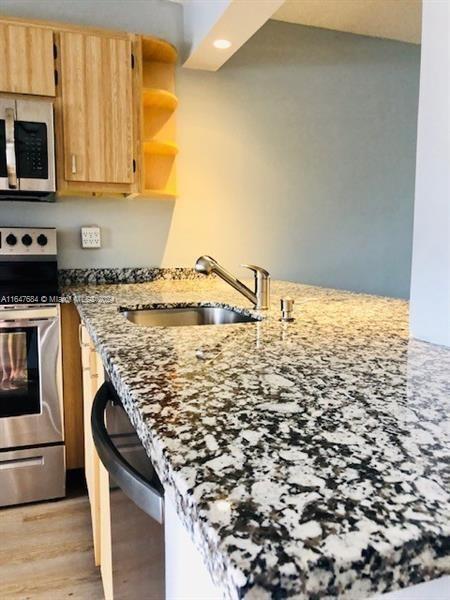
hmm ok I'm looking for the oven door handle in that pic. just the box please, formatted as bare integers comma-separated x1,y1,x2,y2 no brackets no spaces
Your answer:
0,317,57,326
5,107,18,189
0,306,59,323
91,382,164,524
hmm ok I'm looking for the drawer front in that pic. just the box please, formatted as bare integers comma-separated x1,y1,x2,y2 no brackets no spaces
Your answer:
0,445,65,507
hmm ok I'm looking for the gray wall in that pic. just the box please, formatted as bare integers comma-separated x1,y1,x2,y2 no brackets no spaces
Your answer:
0,0,183,46
0,14,420,298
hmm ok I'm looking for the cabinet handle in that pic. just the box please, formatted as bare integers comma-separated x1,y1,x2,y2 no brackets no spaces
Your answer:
79,323,90,348
71,154,77,174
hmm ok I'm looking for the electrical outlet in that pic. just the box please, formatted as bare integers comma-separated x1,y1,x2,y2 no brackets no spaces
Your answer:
81,226,101,249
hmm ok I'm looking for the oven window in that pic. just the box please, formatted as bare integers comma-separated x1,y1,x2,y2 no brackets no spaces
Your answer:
0,327,40,418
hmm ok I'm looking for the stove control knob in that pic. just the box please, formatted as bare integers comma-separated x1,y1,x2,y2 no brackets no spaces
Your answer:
5,233,17,246
37,234,48,247
22,234,33,247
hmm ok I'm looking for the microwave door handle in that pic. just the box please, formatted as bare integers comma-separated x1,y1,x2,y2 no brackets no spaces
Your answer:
91,382,164,524
5,107,17,189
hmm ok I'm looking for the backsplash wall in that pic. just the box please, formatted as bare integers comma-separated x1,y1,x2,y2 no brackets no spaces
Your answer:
0,19,420,298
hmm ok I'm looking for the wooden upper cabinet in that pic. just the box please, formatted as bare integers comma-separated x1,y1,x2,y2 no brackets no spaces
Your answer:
0,22,55,96
59,31,134,185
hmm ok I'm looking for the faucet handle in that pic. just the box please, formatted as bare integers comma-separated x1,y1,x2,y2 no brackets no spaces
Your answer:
241,264,270,278
241,264,270,310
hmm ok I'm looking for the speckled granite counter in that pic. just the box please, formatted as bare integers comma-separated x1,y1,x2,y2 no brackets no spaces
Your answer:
71,277,450,599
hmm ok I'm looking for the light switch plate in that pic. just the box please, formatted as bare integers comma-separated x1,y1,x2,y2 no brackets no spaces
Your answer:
81,226,101,249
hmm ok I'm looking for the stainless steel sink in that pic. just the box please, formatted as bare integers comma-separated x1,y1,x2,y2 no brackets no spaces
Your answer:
122,306,260,327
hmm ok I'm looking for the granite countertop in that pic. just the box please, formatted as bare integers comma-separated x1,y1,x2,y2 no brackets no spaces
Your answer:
70,274,450,599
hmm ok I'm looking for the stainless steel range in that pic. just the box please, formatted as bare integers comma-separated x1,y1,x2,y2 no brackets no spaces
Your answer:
0,227,65,507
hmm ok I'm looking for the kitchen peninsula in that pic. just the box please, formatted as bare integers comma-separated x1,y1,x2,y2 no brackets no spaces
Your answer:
68,271,450,599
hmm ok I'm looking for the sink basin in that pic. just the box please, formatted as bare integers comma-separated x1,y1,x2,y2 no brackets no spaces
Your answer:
122,306,260,327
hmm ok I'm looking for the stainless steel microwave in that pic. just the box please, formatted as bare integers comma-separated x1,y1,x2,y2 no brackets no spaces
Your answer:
0,96,56,201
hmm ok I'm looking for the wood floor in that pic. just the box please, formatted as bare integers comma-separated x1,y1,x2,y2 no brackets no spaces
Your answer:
0,477,103,600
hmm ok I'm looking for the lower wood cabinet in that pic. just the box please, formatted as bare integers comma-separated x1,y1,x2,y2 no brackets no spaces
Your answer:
79,324,113,597
61,303,84,470
99,459,114,600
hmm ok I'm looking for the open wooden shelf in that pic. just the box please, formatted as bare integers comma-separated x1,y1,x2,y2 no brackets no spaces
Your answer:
138,35,178,199
142,152,176,196
142,88,178,111
142,37,177,64
143,140,178,155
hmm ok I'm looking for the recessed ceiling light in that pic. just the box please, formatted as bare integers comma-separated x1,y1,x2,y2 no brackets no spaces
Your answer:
213,39,232,50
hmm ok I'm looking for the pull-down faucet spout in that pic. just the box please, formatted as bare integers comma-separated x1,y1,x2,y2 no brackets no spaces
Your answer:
195,255,270,310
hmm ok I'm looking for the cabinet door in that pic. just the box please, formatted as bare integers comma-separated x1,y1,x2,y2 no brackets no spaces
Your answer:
61,303,84,470
60,31,134,184
0,22,55,96
99,459,113,600
80,325,103,567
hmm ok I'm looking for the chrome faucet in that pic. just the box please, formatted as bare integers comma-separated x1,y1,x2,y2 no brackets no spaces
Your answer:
195,255,270,310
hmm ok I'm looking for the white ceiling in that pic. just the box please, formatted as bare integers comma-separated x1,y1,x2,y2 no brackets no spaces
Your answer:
183,0,285,70
272,0,422,44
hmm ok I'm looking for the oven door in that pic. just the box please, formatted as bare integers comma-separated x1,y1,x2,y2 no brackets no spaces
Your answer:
0,305,63,449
